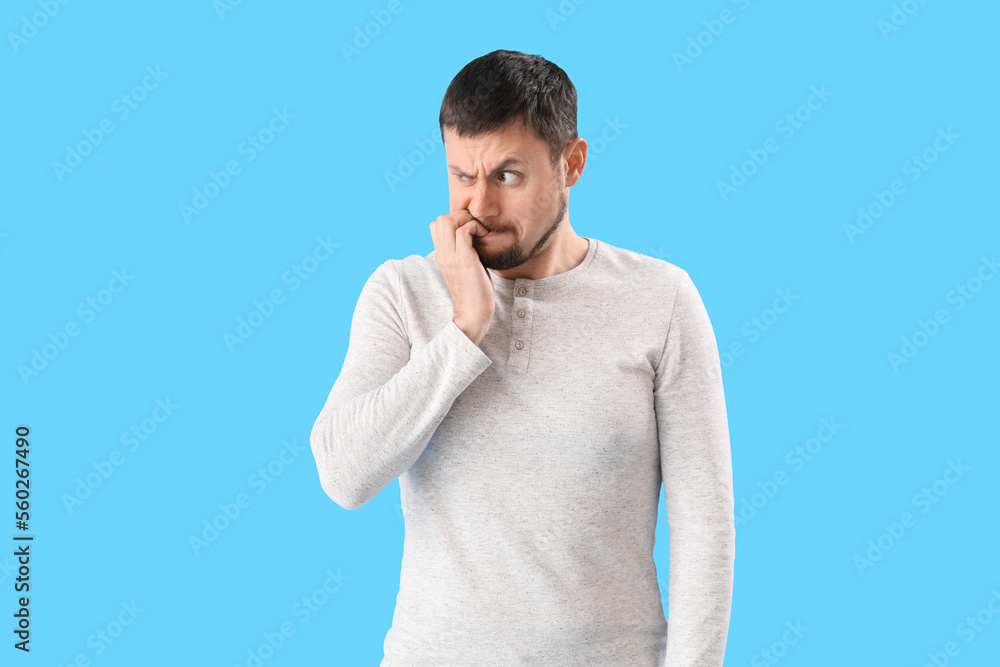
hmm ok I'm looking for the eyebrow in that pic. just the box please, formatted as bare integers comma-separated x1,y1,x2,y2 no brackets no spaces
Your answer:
447,158,528,176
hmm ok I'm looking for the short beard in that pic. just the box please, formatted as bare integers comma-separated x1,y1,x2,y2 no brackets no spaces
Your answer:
475,188,568,272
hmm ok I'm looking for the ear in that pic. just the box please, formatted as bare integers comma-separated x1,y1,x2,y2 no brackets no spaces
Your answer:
563,137,587,187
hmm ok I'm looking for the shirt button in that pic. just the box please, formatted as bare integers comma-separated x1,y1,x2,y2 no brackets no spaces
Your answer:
517,309,525,318
515,341,523,350
518,287,526,295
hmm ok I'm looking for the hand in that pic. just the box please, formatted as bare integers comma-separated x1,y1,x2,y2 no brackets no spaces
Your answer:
429,209,495,344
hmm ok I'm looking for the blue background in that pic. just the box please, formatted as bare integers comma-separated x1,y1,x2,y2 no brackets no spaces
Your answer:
2,0,998,665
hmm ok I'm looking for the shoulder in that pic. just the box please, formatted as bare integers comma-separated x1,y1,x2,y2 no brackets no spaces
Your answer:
365,251,446,308
386,248,442,284
592,238,691,296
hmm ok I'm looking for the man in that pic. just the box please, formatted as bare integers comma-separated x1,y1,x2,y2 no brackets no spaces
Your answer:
310,49,735,665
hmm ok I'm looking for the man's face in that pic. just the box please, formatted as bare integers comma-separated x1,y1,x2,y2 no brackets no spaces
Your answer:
444,119,569,272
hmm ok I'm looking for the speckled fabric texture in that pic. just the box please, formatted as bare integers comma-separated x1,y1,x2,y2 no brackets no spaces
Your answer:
310,237,735,665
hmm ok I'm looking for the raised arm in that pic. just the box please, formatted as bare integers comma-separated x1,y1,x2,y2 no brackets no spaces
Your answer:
655,269,736,665
309,259,492,510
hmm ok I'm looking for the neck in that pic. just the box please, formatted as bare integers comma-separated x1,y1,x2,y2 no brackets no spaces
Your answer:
490,226,589,281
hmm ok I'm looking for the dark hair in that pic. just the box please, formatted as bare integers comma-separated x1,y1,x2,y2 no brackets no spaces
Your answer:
439,49,578,168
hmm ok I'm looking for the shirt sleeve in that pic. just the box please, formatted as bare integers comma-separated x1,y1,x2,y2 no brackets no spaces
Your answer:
309,259,493,510
654,269,736,665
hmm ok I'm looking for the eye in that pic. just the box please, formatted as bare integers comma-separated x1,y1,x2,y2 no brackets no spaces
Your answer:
498,171,519,183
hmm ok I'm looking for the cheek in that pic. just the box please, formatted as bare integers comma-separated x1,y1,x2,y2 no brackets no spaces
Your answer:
523,186,555,219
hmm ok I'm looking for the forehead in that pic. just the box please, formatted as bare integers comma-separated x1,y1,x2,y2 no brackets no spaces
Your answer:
442,120,548,166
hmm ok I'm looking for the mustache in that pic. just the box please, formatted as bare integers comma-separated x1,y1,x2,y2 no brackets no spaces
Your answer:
474,218,509,233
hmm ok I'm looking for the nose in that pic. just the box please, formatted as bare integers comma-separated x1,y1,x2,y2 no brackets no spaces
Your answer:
464,177,500,224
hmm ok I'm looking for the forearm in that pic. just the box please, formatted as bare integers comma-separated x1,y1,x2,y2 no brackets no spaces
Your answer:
310,319,491,510
656,268,737,664
664,514,735,664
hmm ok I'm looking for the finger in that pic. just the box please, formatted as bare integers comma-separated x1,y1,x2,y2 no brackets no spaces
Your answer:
449,207,475,222
454,209,484,234
431,215,456,259
460,218,488,237
454,218,475,256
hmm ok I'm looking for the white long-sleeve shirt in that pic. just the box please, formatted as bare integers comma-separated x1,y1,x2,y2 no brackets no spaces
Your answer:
310,236,735,665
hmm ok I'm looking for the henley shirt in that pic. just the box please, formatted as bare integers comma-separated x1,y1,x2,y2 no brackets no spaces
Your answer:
309,236,736,666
